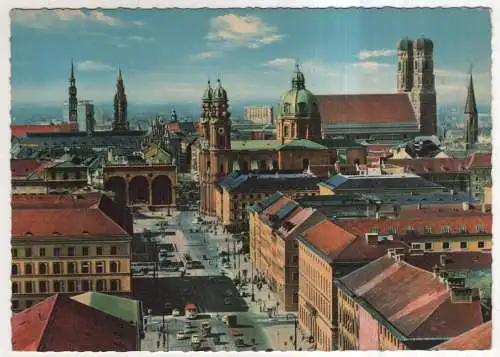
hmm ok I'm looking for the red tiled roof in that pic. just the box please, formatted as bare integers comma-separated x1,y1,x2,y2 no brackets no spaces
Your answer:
464,152,492,169
276,207,314,238
366,144,394,152
11,159,43,177
318,94,416,125
11,193,132,238
433,321,492,350
260,196,292,218
338,256,484,339
12,294,136,351
11,123,78,138
337,214,492,239
301,219,357,260
386,157,467,173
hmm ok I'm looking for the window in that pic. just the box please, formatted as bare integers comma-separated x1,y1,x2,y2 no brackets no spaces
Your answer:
96,247,103,256
460,241,468,249
110,261,119,273
53,281,63,292
110,280,120,292
284,103,291,114
476,225,485,233
25,248,32,258
53,247,61,257
52,262,63,274
96,280,106,291
96,261,105,273
11,248,17,258
12,282,19,294
424,242,432,250
12,300,19,311
406,226,415,233
25,281,33,294
291,272,299,281
81,262,90,274
39,281,48,293
478,241,485,249
67,280,76,292
370,227,380,233
292,255,299,265
67,247,75,257
82,247,89,256
39,263,47,275
411,243,423,250
67,262,77,274
110,246,118,255
82,280,91,291
443,242,450,250
284,126,289,137
458,225,467,233
424,226,432,234
11,264,18,276
441,225,451,233
39,248,45,257
25,263,33,275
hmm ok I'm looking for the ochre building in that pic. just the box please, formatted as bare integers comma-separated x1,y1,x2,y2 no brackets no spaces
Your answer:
11,193,133,312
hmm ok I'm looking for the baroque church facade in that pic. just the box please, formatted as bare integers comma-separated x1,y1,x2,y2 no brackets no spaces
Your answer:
197,66,370,217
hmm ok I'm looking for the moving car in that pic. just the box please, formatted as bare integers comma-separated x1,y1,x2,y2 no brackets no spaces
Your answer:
172,308,180,316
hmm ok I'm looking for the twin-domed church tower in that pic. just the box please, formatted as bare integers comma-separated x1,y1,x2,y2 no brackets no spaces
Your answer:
396,37,437,136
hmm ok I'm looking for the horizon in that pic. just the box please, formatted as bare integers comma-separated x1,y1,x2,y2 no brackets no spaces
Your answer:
11,8,492,108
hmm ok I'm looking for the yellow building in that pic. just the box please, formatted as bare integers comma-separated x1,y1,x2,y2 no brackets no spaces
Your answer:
11,193,133,312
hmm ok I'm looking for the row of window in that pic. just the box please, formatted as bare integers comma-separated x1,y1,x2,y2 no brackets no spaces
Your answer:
12,261,122,276
411,240,486,251
370,224,486,235
48,170,85,181
300,275,332,321
12,279,122,299
12,245,122,258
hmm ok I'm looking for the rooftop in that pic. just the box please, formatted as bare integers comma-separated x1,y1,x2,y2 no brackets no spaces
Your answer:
218,172,321,193
231,139,280,151
11,159,45,178
11,193,133,239
11,294,137,351
433,321,492,350
318,93,417,126
336,255,484,341
319,173,445,192
403,251,491,272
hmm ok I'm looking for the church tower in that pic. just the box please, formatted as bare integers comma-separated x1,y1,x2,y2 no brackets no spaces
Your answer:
68,61,78,123
200,80,213,140
410,37,437,135
464,72,478,148
209,78,231,151
396,38,414,92
113,69,129,132
277,64,321,144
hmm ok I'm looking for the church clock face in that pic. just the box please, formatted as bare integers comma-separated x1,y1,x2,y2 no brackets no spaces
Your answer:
218,127,225,135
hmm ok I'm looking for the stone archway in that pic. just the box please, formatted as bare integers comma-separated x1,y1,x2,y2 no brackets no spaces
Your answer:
151,175,173,205
129,176,150,205
105,176,127,205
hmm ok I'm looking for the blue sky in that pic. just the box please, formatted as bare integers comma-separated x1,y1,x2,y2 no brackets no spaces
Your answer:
10,8,491,106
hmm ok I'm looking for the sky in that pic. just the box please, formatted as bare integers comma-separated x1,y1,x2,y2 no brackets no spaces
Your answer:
10,8,492,107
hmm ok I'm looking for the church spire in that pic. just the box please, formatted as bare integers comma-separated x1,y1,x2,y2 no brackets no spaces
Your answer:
464,68,478,148
113,68,128,131
68,60,78,123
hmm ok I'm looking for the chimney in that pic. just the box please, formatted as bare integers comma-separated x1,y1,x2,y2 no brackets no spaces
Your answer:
432,264,441,279
462,202,470,211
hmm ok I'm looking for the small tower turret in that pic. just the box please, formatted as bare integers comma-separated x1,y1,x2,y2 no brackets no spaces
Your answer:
113,68,129,131
68,61,78,123
465,70,479,148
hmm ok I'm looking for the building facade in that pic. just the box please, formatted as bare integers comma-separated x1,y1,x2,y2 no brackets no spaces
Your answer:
244,105,274,125
11,194,133,312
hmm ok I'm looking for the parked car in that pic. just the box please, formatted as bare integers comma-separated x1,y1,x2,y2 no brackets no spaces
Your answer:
172,308,181,316
191,334,200,344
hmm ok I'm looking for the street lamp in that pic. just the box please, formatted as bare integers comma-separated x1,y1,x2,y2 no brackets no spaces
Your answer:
293,316,298,350
251,261,255,301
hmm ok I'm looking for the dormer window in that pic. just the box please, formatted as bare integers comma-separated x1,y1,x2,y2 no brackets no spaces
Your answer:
476,224,485,233
424,225,432,234
441,225,450,233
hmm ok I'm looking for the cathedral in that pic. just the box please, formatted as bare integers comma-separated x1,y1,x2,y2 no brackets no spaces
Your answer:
197,66,367,217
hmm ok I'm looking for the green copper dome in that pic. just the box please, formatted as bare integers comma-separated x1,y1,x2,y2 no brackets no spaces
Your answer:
213,78,227,100
398,37,413,51
202,80,213,101
414,37,433,52
279,64,318,117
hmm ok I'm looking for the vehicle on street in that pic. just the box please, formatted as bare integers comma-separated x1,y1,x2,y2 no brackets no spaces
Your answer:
191,334,200,344
230,330,242,337
235,338,245,347
224,297,232,305
184,321,192,329
172,308,180,316
225,289,233,297
201,322,212,337
176,331,187,340
185,303,198,319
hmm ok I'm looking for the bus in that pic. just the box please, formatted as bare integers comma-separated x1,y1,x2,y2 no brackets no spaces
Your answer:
185,304,198,320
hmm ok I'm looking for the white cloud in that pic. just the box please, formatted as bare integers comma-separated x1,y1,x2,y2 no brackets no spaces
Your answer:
206,14,283,49
132,20,145,27
351,61,392,70
356,48,397,61
77,60,113,72
189,51,222,61
265,58,295,68
11,9,141,29
127,35,155,42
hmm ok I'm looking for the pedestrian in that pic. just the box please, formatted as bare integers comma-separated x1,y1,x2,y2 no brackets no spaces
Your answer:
156,340,160,349
268,293,271,300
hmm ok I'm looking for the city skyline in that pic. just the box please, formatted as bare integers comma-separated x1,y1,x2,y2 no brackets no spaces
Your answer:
11,8,491,106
